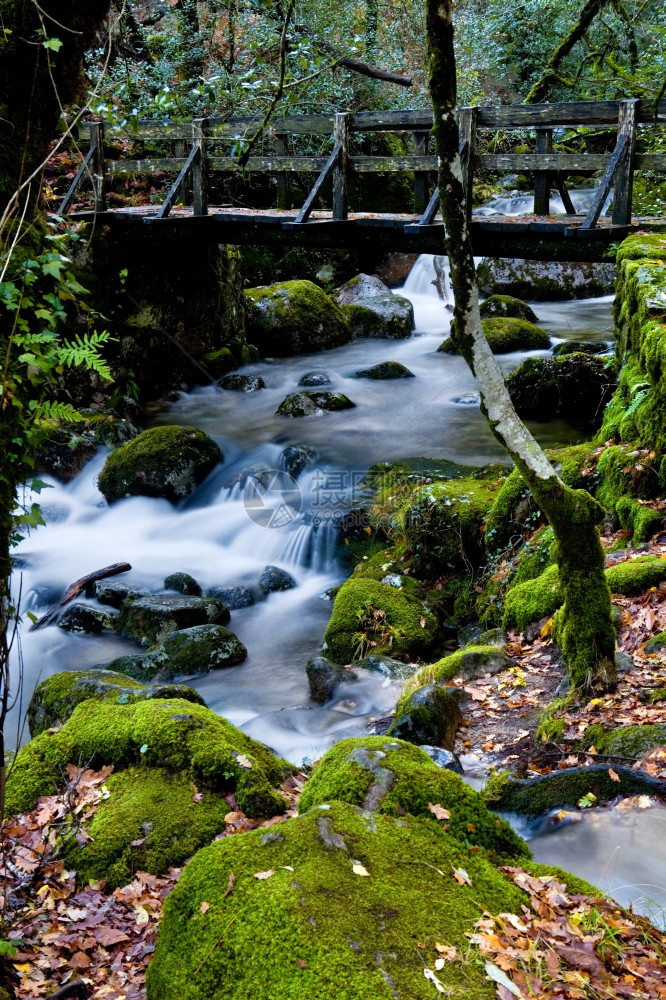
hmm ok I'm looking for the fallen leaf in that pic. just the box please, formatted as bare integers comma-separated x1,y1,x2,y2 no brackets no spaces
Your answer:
94,927,130,947
435,943,457,961
254,869,274,880
134,905,150,925
484,961,523,998
428,802,451,821
200,901,210,914
352,863,370,877
235,754,253,769
453,867,472,886
296,958,308,968
224,870,236,897
608,768,621,782
424,967,447,993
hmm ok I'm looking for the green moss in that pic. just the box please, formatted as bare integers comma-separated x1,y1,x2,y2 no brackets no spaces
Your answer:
201,347,236,379
645,631,666,654
503,564,562,631
245,280,351,356
323,578,438,664
98,425,222,504
493,765,663,818
535,697,570,743
298,737,528,860
605,555,666,595
616,497,664,544
146,801,531,1000
6,698,291,820
591,723,666,759
484,468,538,553
549,442,594,491
479,295,538,322
595,442,659,514
512,526,555,586
615,234,666,265
27,669,205,736
402,646,511,696
440,317,550,355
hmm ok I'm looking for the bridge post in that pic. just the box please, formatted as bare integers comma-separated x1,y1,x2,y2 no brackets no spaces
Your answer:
333,112,350,220
174,138,191,204
413,131,430,214
533,127,552,216
192,117,209,216
275,133,289,209
458,106,477,222
612,99,638,226
90,121,106,213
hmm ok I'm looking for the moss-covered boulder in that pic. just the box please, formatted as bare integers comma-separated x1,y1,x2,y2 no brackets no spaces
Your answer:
406,647,514,694
440,317,550,355
244,280,351,356
646,630,666,653
323,578,438,664
57,603,118,634
479,294,537,322
590,723,666,759
117,595,230,645
605,555,666,595
98,426,222,504
505,356,559,421
616,497,664,544
552,340,610,357
276,391,355,417
164,572,202,596
341,295,414,339
298,738,528,859
27,669,205,737
387,685,462,748
506,353,616,425
331,272,391,305
146,800,532,1000
351,361,414,379
7,699,293,885
94,579,150,607
220,373,265,392
105,623,247,682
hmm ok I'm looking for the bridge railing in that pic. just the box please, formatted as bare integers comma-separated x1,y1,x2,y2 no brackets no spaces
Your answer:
59,99,666,231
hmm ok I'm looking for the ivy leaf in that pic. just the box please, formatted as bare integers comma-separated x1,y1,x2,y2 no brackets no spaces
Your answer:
43,37,63,52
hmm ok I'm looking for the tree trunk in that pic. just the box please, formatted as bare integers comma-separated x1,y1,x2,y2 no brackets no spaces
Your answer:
524,0,609,104
425,0,617,693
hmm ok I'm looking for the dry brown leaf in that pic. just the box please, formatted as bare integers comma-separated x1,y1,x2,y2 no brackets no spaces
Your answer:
453,867,472,886
352,863,370,877
428,802,451,821
254,869,274,880
200,901,210,914
608,768,621,782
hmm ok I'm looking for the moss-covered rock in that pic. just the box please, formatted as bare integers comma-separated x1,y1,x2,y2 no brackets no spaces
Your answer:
479,294,538,322
298,738,528,859
98,426,222,504
57,603,118,634
616,497,664,544
605,555,666,595
591,723,666,759
244,280,351,356
351,361,414,379
27,669,206,737
306,657,357,703
276,391,355,417
507,353,616,424
401,646,513,701
220,373,265,392
95,579,150,607
645,630,666,653
164,572,202,596
387,685,462,748
331,273,391,305
440,317,550,354
146,800,531,1000
106,623,247,681
552,340,610,357
505,356,559,420
341,295,414,339
7,699,292,844
117,595,230,646
323,578,438,664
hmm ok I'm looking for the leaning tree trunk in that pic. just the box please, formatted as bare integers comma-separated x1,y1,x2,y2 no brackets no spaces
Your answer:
425,0,617,693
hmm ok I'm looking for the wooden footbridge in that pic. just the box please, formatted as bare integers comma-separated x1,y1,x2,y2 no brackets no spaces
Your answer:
58,99,666,262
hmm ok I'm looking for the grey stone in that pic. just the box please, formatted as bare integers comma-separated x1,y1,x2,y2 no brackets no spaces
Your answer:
117,594,230,645
419,745,464,774
208,585,255,610
106,623,247,681
317,814,348,850
352,361,415,380
220,373,266,391
94,579,150,608
276,391,355,417
343,295,414,340
387,685,463,749
298,371,331,387
455,648,514,680
259,565,296,593
332,273,392,306
164,572,202,596
306,656,357,703
58,603,118,634
280,445,318,479
353,655,416,682
477,258,616,301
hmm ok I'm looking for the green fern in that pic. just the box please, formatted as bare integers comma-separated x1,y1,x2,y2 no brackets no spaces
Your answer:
55,331,114,381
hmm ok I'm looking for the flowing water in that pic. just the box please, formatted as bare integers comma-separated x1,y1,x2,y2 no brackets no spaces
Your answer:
475,186,612,217
13,254,664,922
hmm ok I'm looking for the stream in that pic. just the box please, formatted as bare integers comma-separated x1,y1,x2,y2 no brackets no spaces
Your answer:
12,254,666,925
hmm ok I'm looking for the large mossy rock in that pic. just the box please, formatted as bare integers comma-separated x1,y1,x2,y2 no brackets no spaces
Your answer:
145,800,531,1000
298,737,528,860
323,578,438,664
105,623,247,682
352,361,414,379
331,272,391,305
244,280,351,356
406,646,514,691
479,294,538,322
506,353,616,424
341,295,414,339
387,685,463,748
477,257,616,301
117,595,230,645
27,669,205,737
440,317,550,355
276,391,355,417
7,699,293,886
98,426,222,504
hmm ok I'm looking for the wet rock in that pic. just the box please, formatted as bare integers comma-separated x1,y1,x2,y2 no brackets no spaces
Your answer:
419,745,464,774
387,685,463,749
331,273,392,305
373,253,419,288
507,354,616,424
306,656,357,704
351,361,415,380
34,436,98,483
164,572,202,596
94,579,150,608
615,651,634,674
105,623,247,681
280,444,318,479
441,317,550,355
117,594,229,645
220,373,266,391
27,668,205,737
276,391,355,417
341,294,414,339
208,585,255,609
244,280,351,356
298,371,330,387
58,603,118,634
645,630,666,654
259,566,296,593
452,392,480,405
477,258,617,301
552,340,610,357
353,654,416,681
98,425,222,504
479,294,538,322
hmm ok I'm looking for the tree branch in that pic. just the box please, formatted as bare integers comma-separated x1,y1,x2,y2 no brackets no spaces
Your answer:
524,0,610,104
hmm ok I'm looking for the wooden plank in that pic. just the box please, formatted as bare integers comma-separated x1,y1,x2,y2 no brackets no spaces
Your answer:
157,144,199,219
90,122,106,213
293,145,341,223
459,107,477,221
413,132,429,214
612,99,638,226
108,158,187,174
533,128,552,215
58,145,95,215
191,118,209,216
476,99,666,128
275,134,288,209
349,154,439,172
581,135,628,230
333,113,350,220
208,155,329,172
479,153,610,171
419,185,441,226
636,154,666,170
